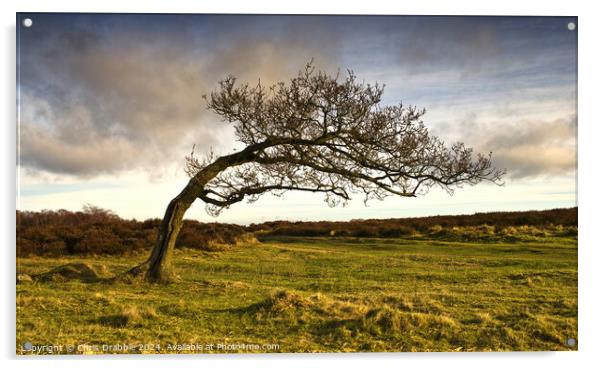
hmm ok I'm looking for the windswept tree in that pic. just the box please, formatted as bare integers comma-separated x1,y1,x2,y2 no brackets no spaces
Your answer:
128,63,504,283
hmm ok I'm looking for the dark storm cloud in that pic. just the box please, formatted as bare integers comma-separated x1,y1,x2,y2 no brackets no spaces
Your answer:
392,17,576,75
18,14,342,177
396,17,501,72
17,14,576,179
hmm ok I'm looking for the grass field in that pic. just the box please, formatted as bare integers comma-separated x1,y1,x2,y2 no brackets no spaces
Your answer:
16,235,577,354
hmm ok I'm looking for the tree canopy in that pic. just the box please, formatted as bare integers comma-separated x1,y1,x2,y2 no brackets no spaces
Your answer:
130,62,505,282
186,63,504,216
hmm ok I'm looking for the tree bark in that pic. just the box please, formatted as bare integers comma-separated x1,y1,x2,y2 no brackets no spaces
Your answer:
145,195,193,282
125,144,264,283
127,179,204,283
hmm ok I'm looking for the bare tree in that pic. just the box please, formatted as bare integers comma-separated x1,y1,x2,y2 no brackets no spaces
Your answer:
127,63,505,283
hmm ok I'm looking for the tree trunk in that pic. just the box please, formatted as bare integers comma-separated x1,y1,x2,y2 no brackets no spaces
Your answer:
145,196,193,282
124,149,253,283
126,179,203,283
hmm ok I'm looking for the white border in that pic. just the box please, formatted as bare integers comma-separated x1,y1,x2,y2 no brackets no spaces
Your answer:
3,1,600,367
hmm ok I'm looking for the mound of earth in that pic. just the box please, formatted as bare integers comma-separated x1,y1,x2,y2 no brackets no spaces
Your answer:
34,262,109,282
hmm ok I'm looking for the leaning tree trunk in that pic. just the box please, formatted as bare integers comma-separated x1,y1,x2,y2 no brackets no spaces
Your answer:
124,147,255,283
146,195,193,282
126,179,204,283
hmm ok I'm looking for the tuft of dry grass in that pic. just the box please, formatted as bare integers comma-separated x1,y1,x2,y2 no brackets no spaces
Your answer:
98,306,157,328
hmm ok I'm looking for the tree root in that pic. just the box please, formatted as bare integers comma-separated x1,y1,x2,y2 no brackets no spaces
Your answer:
112,260,180,284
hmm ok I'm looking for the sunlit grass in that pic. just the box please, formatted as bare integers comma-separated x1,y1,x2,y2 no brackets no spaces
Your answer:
16,235,577,353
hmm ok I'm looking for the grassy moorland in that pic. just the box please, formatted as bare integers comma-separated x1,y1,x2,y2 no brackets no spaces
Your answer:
16,226,577,354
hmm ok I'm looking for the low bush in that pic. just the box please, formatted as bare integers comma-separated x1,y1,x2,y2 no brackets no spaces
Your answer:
251,208,577,240
17,207,251,257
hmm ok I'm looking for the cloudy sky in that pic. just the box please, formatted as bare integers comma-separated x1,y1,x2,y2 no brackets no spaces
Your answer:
17,14,577,223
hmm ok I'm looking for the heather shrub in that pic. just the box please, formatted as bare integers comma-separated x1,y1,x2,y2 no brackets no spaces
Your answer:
17,209,252,256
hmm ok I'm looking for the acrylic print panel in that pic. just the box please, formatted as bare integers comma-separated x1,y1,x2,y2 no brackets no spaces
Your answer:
16,13,577,354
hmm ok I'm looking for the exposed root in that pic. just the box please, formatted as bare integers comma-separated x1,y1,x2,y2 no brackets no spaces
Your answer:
113,261,180,284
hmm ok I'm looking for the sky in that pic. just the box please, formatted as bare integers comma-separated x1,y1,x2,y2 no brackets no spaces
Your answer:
16,14,577,224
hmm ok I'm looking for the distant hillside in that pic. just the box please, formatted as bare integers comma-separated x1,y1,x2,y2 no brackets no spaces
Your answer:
17,207,577,257
248,207,578,238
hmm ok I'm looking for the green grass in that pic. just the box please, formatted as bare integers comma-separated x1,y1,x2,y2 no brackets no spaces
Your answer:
16,235,577,354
